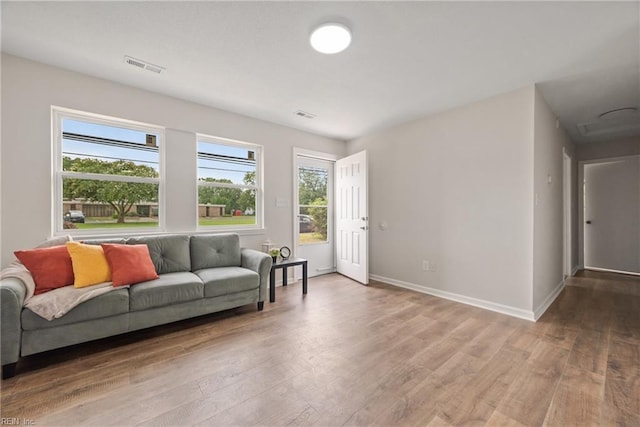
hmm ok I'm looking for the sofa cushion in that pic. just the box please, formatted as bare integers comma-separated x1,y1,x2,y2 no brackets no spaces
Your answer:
128,235,191,274
190,234,241,271
81,238,127,246
195,267,259,298
129,272,203,311
35,235,73,248
21,288,129,331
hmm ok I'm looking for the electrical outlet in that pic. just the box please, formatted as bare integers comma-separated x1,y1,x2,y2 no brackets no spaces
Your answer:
422,260,429,271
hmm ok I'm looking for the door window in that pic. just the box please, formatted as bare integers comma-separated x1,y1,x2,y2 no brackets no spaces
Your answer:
298,166,329,244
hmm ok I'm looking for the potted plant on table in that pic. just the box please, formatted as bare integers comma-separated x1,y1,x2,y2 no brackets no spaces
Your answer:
269,248,280,263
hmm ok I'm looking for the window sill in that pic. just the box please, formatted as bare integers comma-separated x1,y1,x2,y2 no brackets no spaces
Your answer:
193,227,266,236
54,227,266,240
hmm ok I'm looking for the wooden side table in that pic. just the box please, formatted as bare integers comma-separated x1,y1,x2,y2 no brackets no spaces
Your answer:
269,257,308,303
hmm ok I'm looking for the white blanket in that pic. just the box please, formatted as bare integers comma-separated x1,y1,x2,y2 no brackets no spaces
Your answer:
0,261,122,321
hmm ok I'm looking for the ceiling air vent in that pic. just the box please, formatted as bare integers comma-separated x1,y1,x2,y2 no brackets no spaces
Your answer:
295,110,316,119
124,55,165,74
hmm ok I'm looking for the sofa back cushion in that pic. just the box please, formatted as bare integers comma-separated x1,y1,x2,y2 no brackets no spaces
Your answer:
127,234,191,274
190,234,241,271
81,238,127,246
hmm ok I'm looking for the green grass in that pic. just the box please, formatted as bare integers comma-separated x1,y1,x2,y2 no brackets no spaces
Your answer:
299,232,327,244
198,216,256,226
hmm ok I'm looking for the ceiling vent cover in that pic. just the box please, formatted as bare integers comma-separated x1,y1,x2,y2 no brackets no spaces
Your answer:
124,55,165,74
295,110,316,119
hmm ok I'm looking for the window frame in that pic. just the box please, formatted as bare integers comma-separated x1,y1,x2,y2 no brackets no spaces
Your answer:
196,133,263,232
52,106,166,236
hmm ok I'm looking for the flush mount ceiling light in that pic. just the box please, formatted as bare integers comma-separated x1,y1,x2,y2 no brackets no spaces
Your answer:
598,107,638,120
310,23,351,54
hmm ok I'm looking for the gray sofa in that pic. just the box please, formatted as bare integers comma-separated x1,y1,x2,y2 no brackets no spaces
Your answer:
0,233,272,378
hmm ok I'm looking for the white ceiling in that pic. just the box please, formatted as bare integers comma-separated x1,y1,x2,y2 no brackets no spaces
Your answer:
2,1,639,143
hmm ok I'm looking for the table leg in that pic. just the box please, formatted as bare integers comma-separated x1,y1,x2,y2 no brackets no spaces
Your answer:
269,268,276,303
283,267,288,286
302,261,308,295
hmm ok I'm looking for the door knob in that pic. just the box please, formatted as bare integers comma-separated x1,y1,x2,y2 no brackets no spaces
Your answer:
586,220,592,224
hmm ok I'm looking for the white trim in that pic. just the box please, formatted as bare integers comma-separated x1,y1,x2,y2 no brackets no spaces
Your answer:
584,266,640,277
293,147,339,162
52,106,166,237
579,154,640,274
52,105,165,134
580,154,640,166
292,147,338,280
370,274,536,322
197,132,262,150
571,265,580,276
533,279,565,320
64,227,266,241
195,134,263,232
562,148,572,278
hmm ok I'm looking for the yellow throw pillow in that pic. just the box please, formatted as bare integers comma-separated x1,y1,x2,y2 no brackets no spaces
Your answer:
66,241,112,288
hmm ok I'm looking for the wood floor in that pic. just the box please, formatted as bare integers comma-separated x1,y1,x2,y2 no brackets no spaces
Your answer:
1,270,638,426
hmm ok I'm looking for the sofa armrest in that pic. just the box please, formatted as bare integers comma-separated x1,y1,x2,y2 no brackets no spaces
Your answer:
241,248,272,302
1,277,27,368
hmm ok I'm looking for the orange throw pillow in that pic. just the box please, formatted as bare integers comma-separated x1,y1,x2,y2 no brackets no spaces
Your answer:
14,245,74,295
101,244,159,287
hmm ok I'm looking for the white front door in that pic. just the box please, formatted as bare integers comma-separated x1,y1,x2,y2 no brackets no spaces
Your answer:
295,156,335,277
336,150,369,284
584,156,640,274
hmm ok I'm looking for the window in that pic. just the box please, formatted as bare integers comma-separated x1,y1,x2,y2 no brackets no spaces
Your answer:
53,107,164,234
298,165,329,244
197,135,262,229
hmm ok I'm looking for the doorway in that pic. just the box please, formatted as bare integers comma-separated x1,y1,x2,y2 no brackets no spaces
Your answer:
563,149,572,278
583,155,640,275
294,155,335,278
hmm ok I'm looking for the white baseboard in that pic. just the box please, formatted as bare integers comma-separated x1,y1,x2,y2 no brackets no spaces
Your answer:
533,279,565,320
571,265,579,276
584,266,640,277
370,274,535,322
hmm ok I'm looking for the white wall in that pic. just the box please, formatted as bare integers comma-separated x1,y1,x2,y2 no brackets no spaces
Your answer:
347,86,536,316
0,54,345,267
532,87,576,315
